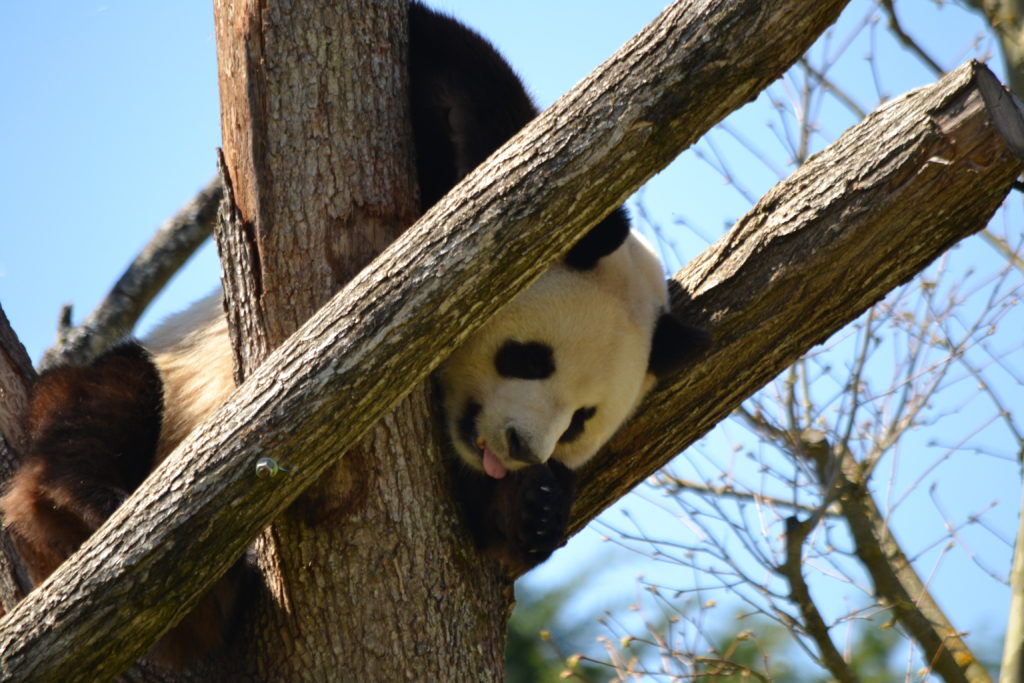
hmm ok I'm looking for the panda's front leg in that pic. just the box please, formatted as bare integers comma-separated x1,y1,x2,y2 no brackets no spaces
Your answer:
502,463,577,567
451,459,577,573
489,461,577,573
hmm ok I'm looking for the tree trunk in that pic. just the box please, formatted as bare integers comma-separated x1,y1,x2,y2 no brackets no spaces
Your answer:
213,1,500,679
8,3,1023,682
0,305,34,613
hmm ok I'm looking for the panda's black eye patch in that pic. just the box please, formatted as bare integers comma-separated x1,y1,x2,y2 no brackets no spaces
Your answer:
495,341,555,380
457,400,481,449
559,406,597,444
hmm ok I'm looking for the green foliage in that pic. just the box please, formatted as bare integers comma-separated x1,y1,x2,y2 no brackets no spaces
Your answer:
696,616,903,682
506,577,605,683
508,585,913,683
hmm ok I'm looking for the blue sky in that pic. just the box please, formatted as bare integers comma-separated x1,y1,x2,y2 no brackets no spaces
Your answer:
0,1,997,356
1,1,1019,676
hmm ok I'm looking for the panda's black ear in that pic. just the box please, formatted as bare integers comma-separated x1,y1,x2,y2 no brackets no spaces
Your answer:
648,313,710,378
565,208,631,270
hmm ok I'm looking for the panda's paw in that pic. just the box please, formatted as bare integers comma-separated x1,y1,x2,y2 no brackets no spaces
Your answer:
497,461,577,571
517,467,566,558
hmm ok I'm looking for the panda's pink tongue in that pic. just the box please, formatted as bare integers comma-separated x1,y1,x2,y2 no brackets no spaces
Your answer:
481,446,508,479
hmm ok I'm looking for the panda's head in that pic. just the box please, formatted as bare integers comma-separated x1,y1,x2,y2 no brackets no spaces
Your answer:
438,228,704,479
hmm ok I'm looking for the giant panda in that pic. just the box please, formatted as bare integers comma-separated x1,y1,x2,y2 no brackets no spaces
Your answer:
0,1,705,668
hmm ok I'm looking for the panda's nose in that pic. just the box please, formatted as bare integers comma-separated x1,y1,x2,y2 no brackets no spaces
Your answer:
506,427,542,465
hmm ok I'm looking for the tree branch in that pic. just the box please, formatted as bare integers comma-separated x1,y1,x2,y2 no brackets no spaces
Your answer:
880,0,944,76
835,446,988,682
39,176,221,371
573,60,1024,535
655,473,842,517
963,0,1024,97
0,305,34,458
780,516,861,683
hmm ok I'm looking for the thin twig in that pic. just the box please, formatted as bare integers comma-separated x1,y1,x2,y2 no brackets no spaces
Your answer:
980,229,1024,275
798,58,867,120
879,0,944,76
654,472,843,517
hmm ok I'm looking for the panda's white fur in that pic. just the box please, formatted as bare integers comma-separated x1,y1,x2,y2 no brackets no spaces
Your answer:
438,229,668,476
143,293,235,463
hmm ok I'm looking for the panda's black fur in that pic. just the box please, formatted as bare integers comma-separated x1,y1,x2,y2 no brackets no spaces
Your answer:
407,1,631,270
1,2,705,669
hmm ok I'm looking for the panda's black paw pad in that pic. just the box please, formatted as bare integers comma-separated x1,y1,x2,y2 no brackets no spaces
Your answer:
511,466,571,561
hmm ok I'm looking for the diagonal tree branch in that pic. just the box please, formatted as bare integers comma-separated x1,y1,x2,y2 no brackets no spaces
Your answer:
781,515,861,683
880,0,944,75
800,428,991,683
39,176,221,371
836,445,988,682
569,59,1022,681
574,60,1024,533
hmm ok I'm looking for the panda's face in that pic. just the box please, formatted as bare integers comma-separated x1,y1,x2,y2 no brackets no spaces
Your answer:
438,235,667,478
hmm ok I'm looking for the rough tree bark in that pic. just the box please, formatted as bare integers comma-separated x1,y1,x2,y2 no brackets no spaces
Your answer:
0,4,1019,683
211,2,457,680
0,306,34,613
38,177,222,372
0,307,33,460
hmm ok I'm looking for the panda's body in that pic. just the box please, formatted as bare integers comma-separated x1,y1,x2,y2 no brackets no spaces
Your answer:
1,1,704,669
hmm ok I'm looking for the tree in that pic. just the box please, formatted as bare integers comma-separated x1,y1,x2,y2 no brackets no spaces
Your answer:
532,3,1024,681
0,0,1021,680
